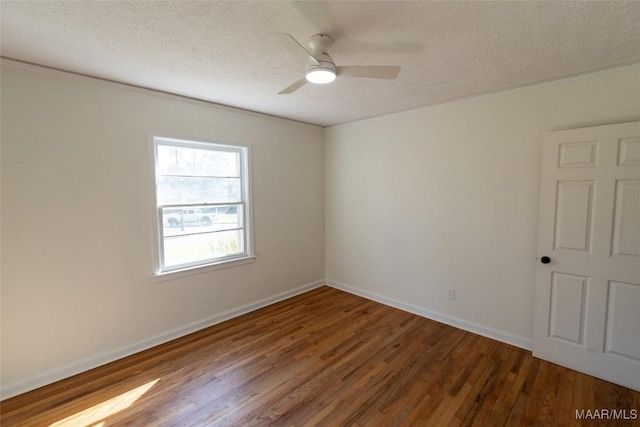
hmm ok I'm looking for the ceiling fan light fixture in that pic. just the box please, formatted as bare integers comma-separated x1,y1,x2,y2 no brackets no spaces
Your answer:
273,33,400,94
306,67,336,84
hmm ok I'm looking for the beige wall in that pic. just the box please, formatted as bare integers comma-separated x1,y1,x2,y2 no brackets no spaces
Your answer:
325,65,640,347
0,62,325,396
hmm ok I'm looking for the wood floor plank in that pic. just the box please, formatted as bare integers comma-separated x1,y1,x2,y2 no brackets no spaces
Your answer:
2,286,639,426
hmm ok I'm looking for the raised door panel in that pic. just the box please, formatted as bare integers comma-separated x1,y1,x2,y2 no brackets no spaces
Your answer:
605,281,640,361
611,180,640,259
559,140,598,168
554,181,595,252
549,272,588,345
618,137,640,166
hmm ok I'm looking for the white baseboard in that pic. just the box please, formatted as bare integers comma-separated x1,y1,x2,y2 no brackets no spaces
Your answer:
2,278,532,400
326,280,532,351
1,279,325,400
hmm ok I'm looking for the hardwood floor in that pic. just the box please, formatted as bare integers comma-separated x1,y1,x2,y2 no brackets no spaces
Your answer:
2,286,638,426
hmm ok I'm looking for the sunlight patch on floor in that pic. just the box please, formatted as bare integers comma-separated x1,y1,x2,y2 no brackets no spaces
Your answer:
49,379,159,427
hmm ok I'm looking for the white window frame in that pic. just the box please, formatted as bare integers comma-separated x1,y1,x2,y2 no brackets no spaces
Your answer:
151,134,254,279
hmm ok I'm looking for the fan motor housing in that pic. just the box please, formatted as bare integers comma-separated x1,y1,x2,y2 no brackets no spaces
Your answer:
307,60,336,74
308,34,333,53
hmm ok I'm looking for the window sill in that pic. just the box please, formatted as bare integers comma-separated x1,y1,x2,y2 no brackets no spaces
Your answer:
152,255,256,282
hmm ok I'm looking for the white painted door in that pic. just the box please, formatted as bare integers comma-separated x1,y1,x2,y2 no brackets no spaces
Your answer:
533,121,640,391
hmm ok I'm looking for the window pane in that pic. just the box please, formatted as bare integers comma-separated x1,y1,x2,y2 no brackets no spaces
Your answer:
158,177,241,205
157,144,240,177
162,205,243,237
163,230,244,268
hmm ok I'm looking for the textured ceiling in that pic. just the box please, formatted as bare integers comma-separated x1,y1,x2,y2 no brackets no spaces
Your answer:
2,1,639,127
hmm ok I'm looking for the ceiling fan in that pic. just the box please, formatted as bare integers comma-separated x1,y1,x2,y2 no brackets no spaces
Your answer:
271,33,401,95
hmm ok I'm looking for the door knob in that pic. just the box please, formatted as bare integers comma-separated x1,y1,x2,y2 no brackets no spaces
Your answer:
541,256,551,264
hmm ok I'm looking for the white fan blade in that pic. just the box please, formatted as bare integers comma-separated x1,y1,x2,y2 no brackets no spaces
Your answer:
271,33,319,66
337,66,401,79
278,78,308,95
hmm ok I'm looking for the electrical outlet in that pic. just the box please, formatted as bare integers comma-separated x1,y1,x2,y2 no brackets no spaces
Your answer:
448,288,456,300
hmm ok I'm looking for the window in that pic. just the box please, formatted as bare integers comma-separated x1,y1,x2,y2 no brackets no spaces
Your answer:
152,135,252,275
